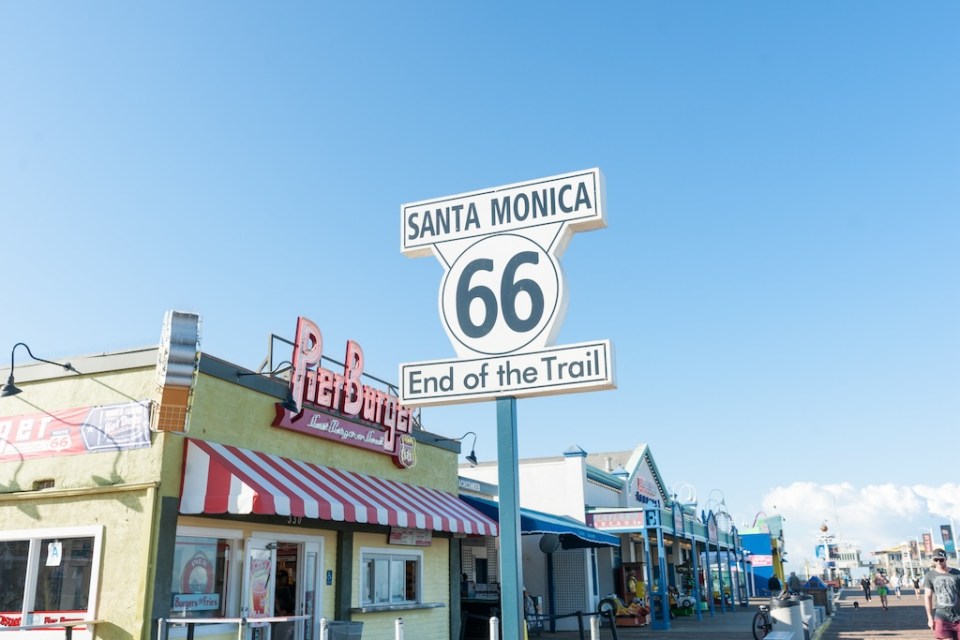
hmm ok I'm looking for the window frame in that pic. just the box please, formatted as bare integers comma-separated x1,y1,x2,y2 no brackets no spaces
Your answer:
359,547,423,607
167,525,245,638
0,525,103,629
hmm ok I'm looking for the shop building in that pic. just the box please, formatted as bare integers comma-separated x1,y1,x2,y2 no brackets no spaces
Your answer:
455,476,620,636
0,312,496,640
460,444,748,631
741,514,788,596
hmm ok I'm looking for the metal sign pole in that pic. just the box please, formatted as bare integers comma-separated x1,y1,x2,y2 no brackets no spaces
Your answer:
497,396,524,640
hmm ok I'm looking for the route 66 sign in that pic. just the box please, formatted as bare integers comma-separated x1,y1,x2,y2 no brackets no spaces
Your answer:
399,169,616,406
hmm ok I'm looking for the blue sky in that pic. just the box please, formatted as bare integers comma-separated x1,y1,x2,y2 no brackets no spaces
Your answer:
2,2,957,567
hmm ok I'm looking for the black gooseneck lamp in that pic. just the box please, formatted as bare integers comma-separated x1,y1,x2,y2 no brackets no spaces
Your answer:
437,431,479,467
1,342,77,398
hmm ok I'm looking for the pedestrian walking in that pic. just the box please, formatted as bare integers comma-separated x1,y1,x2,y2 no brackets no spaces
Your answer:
875,571,890,611
890,572,902,599
861,576,872,601
923,549,960,639
914,575,922,600
787,571,803,594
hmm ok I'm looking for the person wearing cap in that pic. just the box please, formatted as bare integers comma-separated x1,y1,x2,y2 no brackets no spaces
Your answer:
923,548,960,638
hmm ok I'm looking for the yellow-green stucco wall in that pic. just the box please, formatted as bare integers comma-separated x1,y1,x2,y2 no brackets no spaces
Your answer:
1,351,464,639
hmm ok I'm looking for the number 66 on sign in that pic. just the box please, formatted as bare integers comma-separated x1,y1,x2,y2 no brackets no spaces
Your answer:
399,168,616,407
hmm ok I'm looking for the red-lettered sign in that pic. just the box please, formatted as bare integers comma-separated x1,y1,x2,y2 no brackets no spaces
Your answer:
0,401,151,461
278,316,416,468
751,555,773,567
0,611,85,628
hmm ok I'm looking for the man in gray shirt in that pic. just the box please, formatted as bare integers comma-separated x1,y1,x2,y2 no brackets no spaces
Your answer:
924,549,960,639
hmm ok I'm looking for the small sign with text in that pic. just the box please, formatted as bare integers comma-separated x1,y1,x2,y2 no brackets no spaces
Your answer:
400,340,613,406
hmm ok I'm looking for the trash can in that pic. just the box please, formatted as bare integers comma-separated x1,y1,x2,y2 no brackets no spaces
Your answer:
769,598,804,639
803,577,834,616
326,620,363,640
805,585,834,616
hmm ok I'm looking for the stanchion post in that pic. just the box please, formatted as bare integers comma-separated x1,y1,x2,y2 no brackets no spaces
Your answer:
489,615,500,640
589,613,600,640
395,617,404,640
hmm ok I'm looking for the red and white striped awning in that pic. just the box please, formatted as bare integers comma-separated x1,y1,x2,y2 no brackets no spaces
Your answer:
179,439,498,536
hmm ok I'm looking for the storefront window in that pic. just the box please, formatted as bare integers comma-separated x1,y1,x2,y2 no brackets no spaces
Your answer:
0,541,29,616
33,538,93,612
361,552,420,606
170,536,230,618
0,527,102,628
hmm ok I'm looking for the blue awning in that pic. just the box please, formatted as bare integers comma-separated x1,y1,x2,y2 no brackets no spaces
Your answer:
460,495,620,549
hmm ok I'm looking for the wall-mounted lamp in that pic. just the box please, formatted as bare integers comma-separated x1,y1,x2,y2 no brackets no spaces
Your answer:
436,431,479,467
236,361,300,414
280,391,300,414
2,343,78,398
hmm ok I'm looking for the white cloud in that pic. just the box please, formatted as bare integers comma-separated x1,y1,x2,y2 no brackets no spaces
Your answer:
914,483,960,519
760,482,960,574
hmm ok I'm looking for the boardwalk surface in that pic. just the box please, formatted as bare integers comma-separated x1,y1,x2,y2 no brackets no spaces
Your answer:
820,587,930,640
536,588,933,640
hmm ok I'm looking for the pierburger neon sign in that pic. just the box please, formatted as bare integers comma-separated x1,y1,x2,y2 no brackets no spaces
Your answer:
272,316,416,468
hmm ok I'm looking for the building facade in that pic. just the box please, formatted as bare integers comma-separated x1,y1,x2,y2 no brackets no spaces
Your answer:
0,312,495,640
460,444,748,632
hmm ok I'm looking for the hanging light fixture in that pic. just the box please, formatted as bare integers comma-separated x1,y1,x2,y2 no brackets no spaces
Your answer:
436,431,479,467
1,343,78,398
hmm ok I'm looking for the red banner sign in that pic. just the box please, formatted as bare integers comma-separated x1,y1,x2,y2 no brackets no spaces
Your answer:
0,611,85,628
0,401,151,461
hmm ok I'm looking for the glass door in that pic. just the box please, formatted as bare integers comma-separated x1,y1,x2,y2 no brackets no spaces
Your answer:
273,542,300,640
243,538,276,639
283,541,323,640
245,536,323,640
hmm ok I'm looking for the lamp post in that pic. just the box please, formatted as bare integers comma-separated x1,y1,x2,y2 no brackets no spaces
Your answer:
705,490,738,612
706,489,726,512
914,535,923,579
819,522,835,583
743,551,754,598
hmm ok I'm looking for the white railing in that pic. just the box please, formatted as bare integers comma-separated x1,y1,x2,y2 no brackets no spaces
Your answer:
157,615,309,640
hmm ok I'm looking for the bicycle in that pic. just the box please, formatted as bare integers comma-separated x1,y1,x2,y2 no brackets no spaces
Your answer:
751,603,774,640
